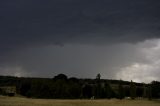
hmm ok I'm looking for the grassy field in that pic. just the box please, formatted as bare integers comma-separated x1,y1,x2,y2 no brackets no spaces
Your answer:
0,96,160,106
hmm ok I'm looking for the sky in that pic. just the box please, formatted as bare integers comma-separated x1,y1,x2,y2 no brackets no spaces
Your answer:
1,0,160,83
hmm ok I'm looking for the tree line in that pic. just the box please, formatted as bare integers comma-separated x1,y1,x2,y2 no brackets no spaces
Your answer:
0,74,160,99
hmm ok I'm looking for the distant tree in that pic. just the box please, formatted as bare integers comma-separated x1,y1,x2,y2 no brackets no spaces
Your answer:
19,80,31,96
151,81,160,98
0,88,2,95
104,83,115,99
124,86,130,97
96,73,101,98
82,84,93,98
147,84,152,100
68,81,81,98
69,77,79,83
142,84,147,98
53,74,68,81
118,80,125,99
136,87,143,97
130,80,136,99
54,79,69,99
96,73,101,81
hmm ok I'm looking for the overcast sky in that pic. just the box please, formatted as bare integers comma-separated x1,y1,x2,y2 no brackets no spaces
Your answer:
1,0,160,83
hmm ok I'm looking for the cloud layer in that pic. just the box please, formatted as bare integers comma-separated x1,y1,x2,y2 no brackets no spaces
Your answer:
1,0,160,50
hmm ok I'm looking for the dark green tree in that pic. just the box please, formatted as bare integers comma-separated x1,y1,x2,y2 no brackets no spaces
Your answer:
147,84,152,100
104,83,115,99
19,79,31,97
142,84,147,98
136,87,143,97
54,79,69,99
96,73,101,80
151,81,160,98
82,84,93,98
130,80,136,99
118,80,125,99
68,81,81,98
53,74,68,81
124,86,130,97
96,73,101,98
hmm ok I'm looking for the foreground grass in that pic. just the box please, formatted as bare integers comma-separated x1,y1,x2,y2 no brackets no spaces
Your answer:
0,96,160,106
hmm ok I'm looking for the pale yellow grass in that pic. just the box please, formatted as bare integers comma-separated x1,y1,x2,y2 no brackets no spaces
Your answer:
0,96,160,106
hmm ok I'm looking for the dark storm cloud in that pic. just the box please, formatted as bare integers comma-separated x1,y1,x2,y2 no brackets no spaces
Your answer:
1,0,160,51
1,0,160,82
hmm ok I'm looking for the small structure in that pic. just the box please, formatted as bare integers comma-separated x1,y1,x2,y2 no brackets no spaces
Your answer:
0,86,16,96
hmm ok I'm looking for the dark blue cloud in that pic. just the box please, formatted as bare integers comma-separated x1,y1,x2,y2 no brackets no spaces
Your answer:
0,0,160,53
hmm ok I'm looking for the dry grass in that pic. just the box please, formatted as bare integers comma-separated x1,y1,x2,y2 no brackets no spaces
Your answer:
0,96,160,106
